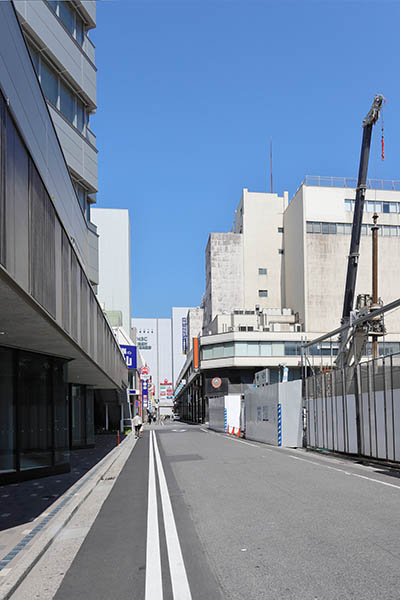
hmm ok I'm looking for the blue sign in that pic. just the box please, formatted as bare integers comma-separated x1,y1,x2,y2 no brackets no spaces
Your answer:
142,379,149,409
182,318,188,355
120,345,137,369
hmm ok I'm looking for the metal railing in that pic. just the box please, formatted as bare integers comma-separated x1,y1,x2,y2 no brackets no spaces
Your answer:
303,175,400,191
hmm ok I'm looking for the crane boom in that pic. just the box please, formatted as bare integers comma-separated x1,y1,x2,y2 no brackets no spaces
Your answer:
341,94,384,325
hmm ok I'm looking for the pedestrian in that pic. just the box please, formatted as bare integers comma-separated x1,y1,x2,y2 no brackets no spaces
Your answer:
133,413,142,438
147,412,152,425
153,414,157,424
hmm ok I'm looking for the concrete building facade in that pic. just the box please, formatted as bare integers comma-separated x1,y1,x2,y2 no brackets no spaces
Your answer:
0,1,127,483
91,208,131,335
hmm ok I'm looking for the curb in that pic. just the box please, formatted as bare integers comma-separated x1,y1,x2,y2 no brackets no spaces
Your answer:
0,433,137,600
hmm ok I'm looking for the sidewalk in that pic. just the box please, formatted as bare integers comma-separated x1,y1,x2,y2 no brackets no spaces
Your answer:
0,433,136,600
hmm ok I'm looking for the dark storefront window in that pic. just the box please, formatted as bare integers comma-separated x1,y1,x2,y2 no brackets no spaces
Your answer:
19,352,53,470
0,349,16,473
0,347,69,483
70,384,94,448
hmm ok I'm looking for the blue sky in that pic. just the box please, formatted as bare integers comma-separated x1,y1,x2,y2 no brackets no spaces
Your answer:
92,0,399,318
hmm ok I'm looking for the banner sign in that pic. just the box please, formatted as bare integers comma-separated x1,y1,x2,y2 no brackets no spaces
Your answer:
182,318,188,355
120,345,137,369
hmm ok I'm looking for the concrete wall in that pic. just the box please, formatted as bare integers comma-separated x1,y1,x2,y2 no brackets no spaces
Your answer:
92,208,131,335
304,185,400,334
241,190,286,310
283,186,307,327
187,307,203,349
204,233,244,329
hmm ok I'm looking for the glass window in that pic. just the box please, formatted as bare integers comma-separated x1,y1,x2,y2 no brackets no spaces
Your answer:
258,290,268,297
41,60,58,106
75,14,84,46
361,224,367,235
278,227,284,233
213,345,224,358
344,199,352,211
260,342,272,356
54,360,69,465
223,343,234,358
202,346,213,360
60,80,75,124
328,223,336,234
375,202,382,213
19,352,53,469
344,223,352,234
258,268,268,275
59,0,75,36
47,0,58,13
337,223,345,235
278,249,284,254
383,225,390,237
29,45,40,73
366,201,375,212
235,342,248,357
383,202,390,213
271,343,285,356
0,348,16,473
390,226,397,237
306,222,313,233
312,222,321,234
389,203,397,213
285,342,299,356
247,342,260,357
321,222,329,234
77,99,85,132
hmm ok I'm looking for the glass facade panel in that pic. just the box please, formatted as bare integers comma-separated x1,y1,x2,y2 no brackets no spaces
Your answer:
223,343,234,357
76,15,84,46
19,352,53,470
247,342,260,357
202,346,213,360
77,99,85,132
235,342,248,356
312,222,321,233
271,343,285,356
285,342,299,356
54,360,69,465
389,203,397,213
0,349,15,473
86,389,95,446
41,61,58,107
306,222,313,233
29,45,40,73
213,344,224,358
60,81,75,124
260,342,272,356
71,385,86,447
59,0,75,35
383,202,390,213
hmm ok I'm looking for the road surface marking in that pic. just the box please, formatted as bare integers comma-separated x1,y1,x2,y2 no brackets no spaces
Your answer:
145,431,163,599
200,427,261,448
289,455,400,490
153,431,192,600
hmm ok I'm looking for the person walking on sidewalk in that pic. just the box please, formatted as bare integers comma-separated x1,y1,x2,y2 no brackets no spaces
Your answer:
133,413,142,438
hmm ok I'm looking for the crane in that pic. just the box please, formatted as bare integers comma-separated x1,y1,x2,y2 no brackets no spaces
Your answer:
336,94,385,369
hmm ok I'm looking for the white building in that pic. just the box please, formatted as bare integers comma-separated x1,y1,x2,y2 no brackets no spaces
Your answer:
175,176,400,422
92,208,131,335
131,318,173,413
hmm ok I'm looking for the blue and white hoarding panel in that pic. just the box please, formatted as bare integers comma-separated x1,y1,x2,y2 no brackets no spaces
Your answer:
120,345,137,369
182,317,188,355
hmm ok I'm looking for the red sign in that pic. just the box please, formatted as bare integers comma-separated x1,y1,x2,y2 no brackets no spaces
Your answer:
211,377,222,389
141,366,150,376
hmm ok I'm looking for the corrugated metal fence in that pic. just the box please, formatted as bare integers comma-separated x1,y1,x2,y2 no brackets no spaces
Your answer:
305,352,400,462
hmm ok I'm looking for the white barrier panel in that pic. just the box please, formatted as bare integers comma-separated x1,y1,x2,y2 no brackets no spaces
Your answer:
208,396,225,433
225,395,241,436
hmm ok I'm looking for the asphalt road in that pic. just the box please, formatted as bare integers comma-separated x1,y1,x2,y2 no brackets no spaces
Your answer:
53,424,400,600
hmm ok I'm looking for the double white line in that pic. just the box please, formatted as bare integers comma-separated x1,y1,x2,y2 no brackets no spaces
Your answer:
145,430,192,600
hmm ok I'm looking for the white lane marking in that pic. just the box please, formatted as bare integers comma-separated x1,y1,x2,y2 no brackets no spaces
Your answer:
145,431,163,599
289,455,400,490
152,431,192,600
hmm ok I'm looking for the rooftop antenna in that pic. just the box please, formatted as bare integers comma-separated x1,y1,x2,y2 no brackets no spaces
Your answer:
269,137,273,193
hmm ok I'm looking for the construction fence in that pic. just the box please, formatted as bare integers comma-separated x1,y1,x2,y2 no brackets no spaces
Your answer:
304,352,400,462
